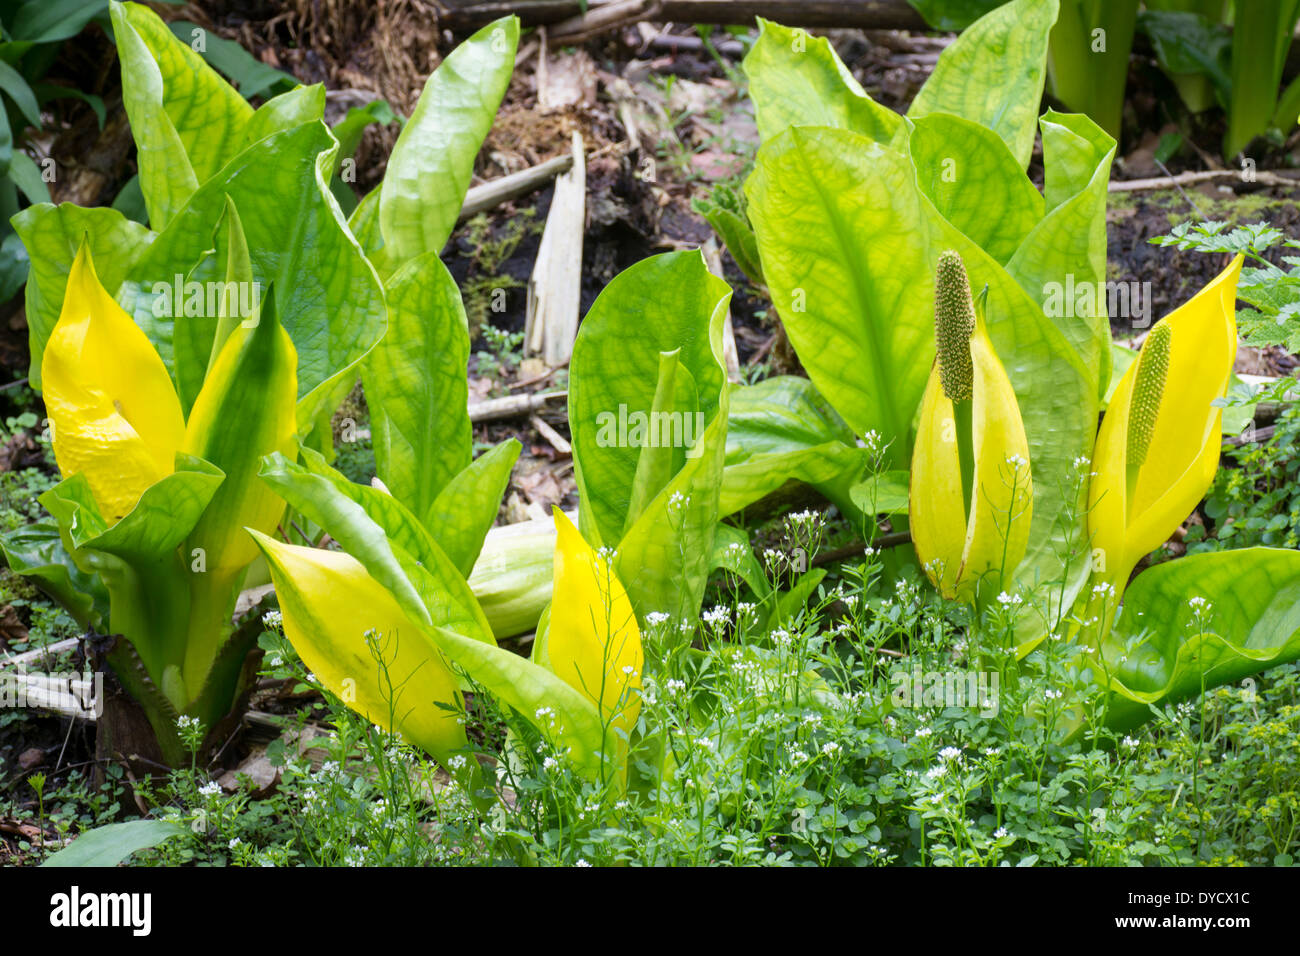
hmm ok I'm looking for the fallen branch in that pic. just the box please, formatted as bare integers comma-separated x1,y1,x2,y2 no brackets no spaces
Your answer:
530,413,572,454
460,154,573,220
1109,168,1299,192
470,390,568,422
551,0,661,44
813,532,912,567
437,0,928,30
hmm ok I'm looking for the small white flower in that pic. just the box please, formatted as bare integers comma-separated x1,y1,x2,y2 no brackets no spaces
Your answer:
925,764,947,780
229,837,242,849
198,781,222,797
1121,735,1139,750
994,826,1009,840
666,679,686,694
821,741,841,757
1044,689,1063,701
996,591,1023,606
914,727,933,739
645,611,670,627
939,746,962,762
262,609,283,629
543,756,559,771
574,859,592,867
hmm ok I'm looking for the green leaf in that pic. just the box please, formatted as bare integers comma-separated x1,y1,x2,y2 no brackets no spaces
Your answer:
1094,547,1300,730
242,84,326,148
429,624,609,782
115,121,385,426
721,376,868,517
569,251,732,622
0,228,29,303
41,819,188,867
1045,0,1138,142
166,20,296,100
11,202,153,390
1224,0,1300,158
424,439,521,578
0,520,107,628
378,15,518,265
362,251,472,516
1005,109,1115,395
692,197,764,286
259,450,494,646
742,18,901,145
710,523,771,600
8,151,51,204
907,113,1043,266
110,0,253,228
0,58,41,127
746,127,937,469
9,0,108,44
331,98,398,165
907,0,1006,31
908,0,1059,169
42,455,223,560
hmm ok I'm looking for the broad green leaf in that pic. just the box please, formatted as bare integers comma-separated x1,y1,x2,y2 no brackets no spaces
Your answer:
908,0,1059,170
1095,548,1300,730
41,820,188,867
721,376,868,517
424,439,521,577
242,84,327,148
362,251,471,516
258,450,494,646
430,624,610,782
378,16,518,264
746,127,937,469
110,1,253,227
908,114,1043,266
569,251,732,622
11,202,153,390
1005,110,1115,394
42,456,222,561
115,121,385,425
848,471,910,516
742,18,901,145
0,521,108,628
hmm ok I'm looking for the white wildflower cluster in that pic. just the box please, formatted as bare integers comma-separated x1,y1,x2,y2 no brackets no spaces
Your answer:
995,591,1023,607
176,715,200,732
1044,689,1063,701
1091,581,1116,599
262,609,284,630
665,678,686,695
645,611,670,627
1121,736,1140,750
702,605,730,628
771,628,793,651
925,765,947,781
821,741,841,757
198,780,222,797
668,492,690,512
939,746,963,763
994,826,1010,840
1005,453,1028,469
535,706,557,727
861,430,882,454
914,726,933,740
1188,595,1213,616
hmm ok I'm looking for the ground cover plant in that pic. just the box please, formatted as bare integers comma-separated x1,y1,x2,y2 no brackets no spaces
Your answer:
0,0,1297,875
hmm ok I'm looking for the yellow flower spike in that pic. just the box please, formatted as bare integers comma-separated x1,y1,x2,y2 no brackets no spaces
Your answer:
1086,255,1244,613
911,251,1033,604
41,242,185,521
250,532,468,761
547,508,643,736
